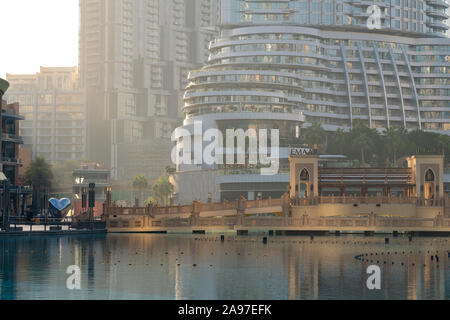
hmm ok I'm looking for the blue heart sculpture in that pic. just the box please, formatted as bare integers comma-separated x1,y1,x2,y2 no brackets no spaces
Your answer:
49,198,71,212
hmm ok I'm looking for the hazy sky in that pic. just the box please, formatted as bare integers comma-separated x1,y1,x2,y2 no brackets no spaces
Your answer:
0,0,79,78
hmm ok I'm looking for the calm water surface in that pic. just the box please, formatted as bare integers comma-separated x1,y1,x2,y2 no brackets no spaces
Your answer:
0,233,449,300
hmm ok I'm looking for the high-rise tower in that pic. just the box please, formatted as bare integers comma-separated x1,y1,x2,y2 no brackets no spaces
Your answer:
172,0,450,204
79,0,219,180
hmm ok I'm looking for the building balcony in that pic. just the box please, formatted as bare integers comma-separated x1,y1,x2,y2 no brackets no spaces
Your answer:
426,9,449,19
1,156,21,166
345,0,390,7
426,0,449,8
1,133,24,144
426,20,449,30
1,111,25,120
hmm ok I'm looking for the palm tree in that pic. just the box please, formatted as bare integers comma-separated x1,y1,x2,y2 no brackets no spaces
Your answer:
333,128,347,155
438,134,450,164
350,120,376,165
152,174,174,206
352,133,375,165
302,122,326,149
384,127,406,165
24,157,53,212
132,175,149,206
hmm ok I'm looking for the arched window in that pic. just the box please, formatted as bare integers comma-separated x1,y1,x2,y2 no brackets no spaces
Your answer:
425,169,434,182
424,169,436,200
299,169,310,198
300,169,310,181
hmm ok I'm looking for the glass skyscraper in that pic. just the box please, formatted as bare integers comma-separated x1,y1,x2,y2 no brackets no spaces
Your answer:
172,0,450,204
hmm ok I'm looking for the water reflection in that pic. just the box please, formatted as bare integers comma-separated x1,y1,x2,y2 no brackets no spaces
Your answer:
0,234,448,300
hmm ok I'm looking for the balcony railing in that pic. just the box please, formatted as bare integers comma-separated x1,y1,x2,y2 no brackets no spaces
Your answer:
1,133,24,143
1,157,21,165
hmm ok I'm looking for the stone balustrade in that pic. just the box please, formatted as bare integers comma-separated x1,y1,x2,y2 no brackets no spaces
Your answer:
107,214,450,230
105,192,450,232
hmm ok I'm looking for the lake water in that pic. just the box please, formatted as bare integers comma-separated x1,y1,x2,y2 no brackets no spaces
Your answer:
0,233,449,300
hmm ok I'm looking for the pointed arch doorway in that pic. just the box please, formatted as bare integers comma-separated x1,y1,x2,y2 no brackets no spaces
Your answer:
299,168,310,198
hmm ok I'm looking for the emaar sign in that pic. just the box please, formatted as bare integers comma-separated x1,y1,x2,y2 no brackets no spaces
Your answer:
290,148,315,156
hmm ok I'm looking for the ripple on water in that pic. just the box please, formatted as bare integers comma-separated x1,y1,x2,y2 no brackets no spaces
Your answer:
0,234,448,299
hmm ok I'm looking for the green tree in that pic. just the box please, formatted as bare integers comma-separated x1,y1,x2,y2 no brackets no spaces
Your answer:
25,157,53,189
152,174,174,206
384,127,407,165
328,128,347,155
350,120,377,165
302,122,326,149
165,166,176,175
322,123,449,168
438,134,450,165
132,175,149,206
25,157,53,211
405,130,441,155
144,196,157,206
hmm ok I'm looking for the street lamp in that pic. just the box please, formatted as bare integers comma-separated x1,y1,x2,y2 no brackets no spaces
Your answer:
88,183,96,229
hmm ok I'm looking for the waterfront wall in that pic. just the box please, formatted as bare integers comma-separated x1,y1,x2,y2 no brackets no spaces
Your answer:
105,194,450,233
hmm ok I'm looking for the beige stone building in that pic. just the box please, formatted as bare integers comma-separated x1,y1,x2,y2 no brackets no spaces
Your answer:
5,67,86,163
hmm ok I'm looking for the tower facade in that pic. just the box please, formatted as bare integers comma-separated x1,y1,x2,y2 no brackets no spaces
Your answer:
6,67,86,163
173,0,450,204
79,0,219,180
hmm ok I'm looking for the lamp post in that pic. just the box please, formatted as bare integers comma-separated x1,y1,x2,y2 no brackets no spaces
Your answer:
88,183,95,230
81,187,87,210
106,187,112,206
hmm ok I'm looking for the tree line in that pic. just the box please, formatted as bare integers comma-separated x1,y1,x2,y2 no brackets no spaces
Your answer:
131,166,175,206
302,120,450,167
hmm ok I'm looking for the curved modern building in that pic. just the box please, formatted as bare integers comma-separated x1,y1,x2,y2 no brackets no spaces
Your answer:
172,0,450,204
